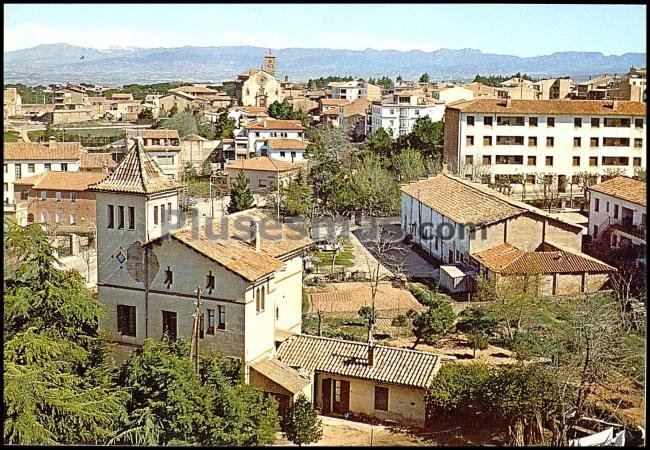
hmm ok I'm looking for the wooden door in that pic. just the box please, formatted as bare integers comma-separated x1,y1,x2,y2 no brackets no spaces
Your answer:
321,378,332,414
333,379,350,415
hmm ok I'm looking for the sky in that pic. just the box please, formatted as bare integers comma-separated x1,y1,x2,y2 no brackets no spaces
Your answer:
3,4,647,56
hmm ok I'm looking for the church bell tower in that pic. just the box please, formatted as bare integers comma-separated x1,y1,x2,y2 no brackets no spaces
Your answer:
262,50,276,77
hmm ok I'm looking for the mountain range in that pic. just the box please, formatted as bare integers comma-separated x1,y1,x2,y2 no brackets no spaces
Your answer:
4,43,646,86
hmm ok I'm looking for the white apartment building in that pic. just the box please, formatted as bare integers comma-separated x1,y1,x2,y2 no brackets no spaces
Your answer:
587,176,646,252
3,141,83,212
369,94,445,138
329,80,381,101
244,119,306,156
443,99,646,191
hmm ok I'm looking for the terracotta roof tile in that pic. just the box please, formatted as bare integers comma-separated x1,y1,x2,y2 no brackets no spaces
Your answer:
3,142,83,161
14,171,108,191
401,174,524,225
226,156,302,172
251,358,311,394
321,98,350,106
245,119,305,130
589,176,646,206
127,129,180,139
276,334,442,389
265,139,309,150
448,99,645,116
170,85,220,94
80,152,117,170
88,138,181,194
471,242,615,274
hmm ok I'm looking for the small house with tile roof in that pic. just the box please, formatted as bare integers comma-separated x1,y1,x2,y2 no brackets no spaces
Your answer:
89,139,312,372
225,156,303,192
401,172,614,295
587,176,646,252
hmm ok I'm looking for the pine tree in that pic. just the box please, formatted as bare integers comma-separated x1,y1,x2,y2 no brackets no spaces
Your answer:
281,394,322,447
228,171,254,213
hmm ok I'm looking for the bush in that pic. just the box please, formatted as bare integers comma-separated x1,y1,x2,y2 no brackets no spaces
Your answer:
457,307,499,335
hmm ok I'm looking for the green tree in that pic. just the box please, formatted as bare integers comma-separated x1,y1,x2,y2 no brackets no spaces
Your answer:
215,114,236,139
406,117,443,157
361,127,394,157
136,107,154,124
280,172,312,217
281,394,323,447
3,220,127,445
228,171,255,213
163,112,198,137
411,298,455,349
200,159,212,176
396,75,403,82
347,152,400,216
390,147,427,182
456,307,498,335
268,100,293,119
196,117,216,140
169,104,178,116
467,333,489,358
419,72,430,83
183,162,197,181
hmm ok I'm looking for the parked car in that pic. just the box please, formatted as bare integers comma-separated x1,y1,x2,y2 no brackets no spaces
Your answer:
315,241,342,252
180,196,198,210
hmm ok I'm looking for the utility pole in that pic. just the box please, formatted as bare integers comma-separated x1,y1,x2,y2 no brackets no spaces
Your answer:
190,287,203,374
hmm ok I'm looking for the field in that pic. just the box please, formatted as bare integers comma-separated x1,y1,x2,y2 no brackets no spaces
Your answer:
28,127,126,146
4,131,20,142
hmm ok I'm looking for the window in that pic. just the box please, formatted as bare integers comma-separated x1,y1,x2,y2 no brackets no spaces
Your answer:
604,118,630,127
207,309,215,335
279,151,286,158
161,204,166,225
573,156,580,167
15,165,22,179
206,271,215,293
218,305,226,330
61,163,68,171
374,386,389,411
635,118,643,128
593,225,599,236
167,203,172,224
634,138,642,148
466,136,474,146
128,206,135,229
546,137,554,147
44,163,51,171
497,116,525,126
118,206,125,229
41,191,47,201
591,118,600,128
483,116,493,126
55,191,62,202
162,311,177,340
290,151,296,159
573,137,581,147
633,157,642,167
527,156,537,166
334,380,342,403
28,163,35,173
199,313,204,339
107,205,114,228
117,305,136,337
590,137,599,147
603,137,630,147
526,174,536,184
153,206,158,225
528,136,537,147
496,136,524,145
70,192,76,203
602,156,629,166
594,198,600,212
389,109,395,115
495,155,523,165
614,204,619,220
259,178,268,188
606,202,610,212
3,183,7,192
547,117,555,127
574,117,582,128
465,155,474,165
482,155,491,165
70,213,77,225
545,156,554,166
467,116,475,126
3,164,6,173
587,156,597,167
483,136,492,146
529,117,538,127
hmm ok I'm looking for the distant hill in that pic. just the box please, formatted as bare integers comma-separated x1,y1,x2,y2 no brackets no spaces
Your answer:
3,43,646,86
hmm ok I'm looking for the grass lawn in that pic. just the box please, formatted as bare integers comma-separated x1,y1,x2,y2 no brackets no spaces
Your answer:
4,131,20,142
302,315,369,343
313,243,355,270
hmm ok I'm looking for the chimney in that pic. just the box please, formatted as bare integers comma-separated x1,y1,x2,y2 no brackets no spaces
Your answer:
250,216,261,252
505,98,512,108
367,343,375,367
285,75,289,82
612,100,618,110
48,136,57,149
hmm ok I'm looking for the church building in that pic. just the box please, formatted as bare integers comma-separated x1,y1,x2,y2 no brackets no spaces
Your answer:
234,51,281,107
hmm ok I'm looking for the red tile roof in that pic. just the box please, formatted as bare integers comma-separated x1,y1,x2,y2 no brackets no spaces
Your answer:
471,242,615,274
127,129,180,139
80,152,117,170
14,171,108,191
88,139,180,194
447,99,646,116
265,139,309,150
276,334,442,389
226,156,302,172
3,142,83,161
245,119,305,130
589,176,646,206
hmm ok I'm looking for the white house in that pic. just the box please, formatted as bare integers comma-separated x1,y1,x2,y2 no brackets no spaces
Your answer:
89,138,312,370
258,138,309,163
126,129,182,179
243,119,306,155
587,176,646,251
443,99,646,192
369,93,445,138
329,80,382,102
